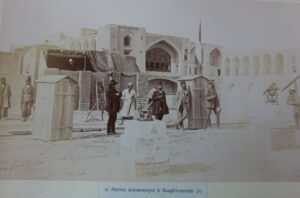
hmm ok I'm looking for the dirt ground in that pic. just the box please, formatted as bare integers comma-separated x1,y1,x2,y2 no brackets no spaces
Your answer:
1,119,300,182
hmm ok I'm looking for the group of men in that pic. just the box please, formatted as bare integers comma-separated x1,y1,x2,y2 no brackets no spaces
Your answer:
105,78,221,135
0,77,35,121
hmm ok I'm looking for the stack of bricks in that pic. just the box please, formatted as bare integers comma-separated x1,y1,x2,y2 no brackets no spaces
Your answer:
78,71,91,110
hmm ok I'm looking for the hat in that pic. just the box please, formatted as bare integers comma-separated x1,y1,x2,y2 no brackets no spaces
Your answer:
109,79,118,85
26,76,31,82
180,81,186,85
209,80,215,85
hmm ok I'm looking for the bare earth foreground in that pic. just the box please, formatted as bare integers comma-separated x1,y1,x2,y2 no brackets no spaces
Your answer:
1,120,300,182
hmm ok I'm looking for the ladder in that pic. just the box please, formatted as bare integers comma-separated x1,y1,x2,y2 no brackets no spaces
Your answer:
85,80,105,122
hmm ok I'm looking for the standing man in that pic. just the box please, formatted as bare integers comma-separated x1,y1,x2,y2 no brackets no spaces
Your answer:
21,77,35,121
206,80,221,128
0,77,11,120
119,82,136,125
105,80,121,135
175,81,192,130
287,89,300,130
151,82,169,120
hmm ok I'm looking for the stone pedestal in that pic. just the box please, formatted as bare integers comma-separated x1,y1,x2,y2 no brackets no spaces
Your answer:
120,120,169,176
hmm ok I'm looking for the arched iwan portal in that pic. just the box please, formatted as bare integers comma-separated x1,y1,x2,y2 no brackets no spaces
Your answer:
146,40,179,72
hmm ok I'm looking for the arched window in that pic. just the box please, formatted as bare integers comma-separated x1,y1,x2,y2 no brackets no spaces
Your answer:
146,48,171,72
146,40,179,73
274,53,284,75
242,56,250,76
253,55,260,75
184,49,188,61
209,48,221,66
233,57,240,76
124,35,131,47
263,54,272,75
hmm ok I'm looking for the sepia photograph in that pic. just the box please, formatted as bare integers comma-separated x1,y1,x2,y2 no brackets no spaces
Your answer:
1,0,300,184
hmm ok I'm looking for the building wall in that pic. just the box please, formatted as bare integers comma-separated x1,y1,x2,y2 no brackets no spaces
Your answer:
0,52,20,74
112,25,146,72
220,75,294,127
222,50,298,78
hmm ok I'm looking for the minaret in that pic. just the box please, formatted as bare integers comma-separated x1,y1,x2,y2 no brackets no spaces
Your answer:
199,21,202,43
199,20,204,74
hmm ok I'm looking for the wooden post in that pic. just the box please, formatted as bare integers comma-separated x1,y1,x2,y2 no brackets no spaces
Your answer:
84,53,87,71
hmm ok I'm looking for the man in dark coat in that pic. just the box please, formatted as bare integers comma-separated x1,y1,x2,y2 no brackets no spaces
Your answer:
151,82,169,120
206,80,220,128
105,80,121,135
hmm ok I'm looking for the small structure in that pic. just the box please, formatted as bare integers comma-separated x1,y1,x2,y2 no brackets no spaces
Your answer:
120,120,169,176
177,75,209,129
33,75,77,141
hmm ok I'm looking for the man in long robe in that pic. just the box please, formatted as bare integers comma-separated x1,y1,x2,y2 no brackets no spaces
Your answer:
0,77,11,120
21,77,35,121
206,80,221,128
175,81,192,130
151,82,169,120
119,82,136,125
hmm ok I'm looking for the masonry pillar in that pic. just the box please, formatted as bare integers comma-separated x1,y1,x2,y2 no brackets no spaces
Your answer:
78,71,91,110
136,73,149,108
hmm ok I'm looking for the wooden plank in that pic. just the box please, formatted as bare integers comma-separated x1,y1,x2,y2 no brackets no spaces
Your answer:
282,74,300,92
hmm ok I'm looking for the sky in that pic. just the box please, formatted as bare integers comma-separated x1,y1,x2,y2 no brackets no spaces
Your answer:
0,0,300,54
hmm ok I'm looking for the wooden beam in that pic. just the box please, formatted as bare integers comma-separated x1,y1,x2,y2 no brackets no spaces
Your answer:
282,74,300,92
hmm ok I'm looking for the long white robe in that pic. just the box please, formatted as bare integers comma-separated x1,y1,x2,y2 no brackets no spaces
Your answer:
120,88,136,117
